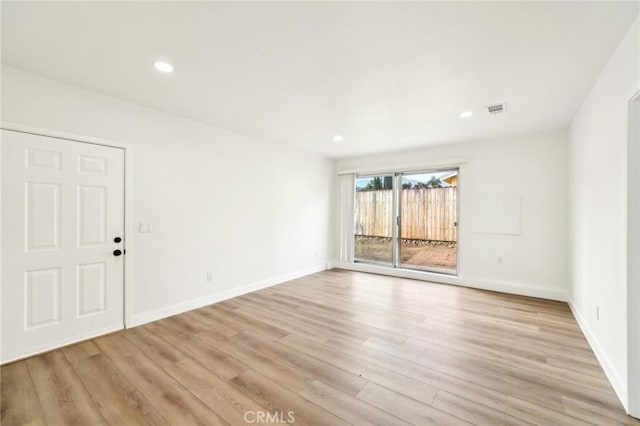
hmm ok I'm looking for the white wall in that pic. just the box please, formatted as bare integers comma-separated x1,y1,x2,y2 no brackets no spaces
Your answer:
568,16,640,409
1,66,333,324
334,130,569,301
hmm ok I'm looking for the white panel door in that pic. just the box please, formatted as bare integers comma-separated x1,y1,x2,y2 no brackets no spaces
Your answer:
1,129,125,362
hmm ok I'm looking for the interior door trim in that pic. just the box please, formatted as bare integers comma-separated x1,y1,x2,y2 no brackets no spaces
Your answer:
626,89,640,418
1,121,135,330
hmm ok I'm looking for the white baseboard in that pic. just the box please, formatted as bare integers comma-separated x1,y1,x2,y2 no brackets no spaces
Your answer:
331,261,568,302
1,324,123,364
569,301,628,411
130,264,328,328
469,278,568,302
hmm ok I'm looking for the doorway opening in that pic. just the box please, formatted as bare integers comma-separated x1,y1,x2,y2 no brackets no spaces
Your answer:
353,168,458,275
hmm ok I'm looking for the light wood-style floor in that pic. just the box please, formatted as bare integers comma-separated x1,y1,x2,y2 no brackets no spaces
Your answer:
2,269,638,425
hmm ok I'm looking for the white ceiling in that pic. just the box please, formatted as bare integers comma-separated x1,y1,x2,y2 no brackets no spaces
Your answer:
2,2,637,158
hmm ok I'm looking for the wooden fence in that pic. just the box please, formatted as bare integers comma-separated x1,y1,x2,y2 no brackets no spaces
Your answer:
354,187,457,242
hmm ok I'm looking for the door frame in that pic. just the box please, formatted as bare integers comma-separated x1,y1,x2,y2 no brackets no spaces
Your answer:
628,89,640,418
0,121,135,331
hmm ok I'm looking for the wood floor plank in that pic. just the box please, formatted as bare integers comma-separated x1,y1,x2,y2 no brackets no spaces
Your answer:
279,332,439,405
546,355,606,379
95,333,227,425
299,379,411,426
261,289,409,345
61,339,101,363
143,321,247,380
207,304,290,340
319,335,510,412
163,359,274,425
270,282,428,325
366,333,624,415
271,279,428,321
195,332,314,393
418,321,600,369
233,304,332,343
407,324,550,364
0,361,45,426
181,310,238,339
419,311,595,357
72,353,169,425
236,330,368,396
404,335,615,394
433,390,533,426
122,324,188,367
26,351,107,425
237,293,375,344
362,335,569,412
162,313,212,335
357,381,470,425
188,306,247,336
505,395,592,425
229,369,349,426
19,418,47,426
561,395,635,426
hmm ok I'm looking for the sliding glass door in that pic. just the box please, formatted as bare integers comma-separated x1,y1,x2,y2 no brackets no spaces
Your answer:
353,169,458,275
353,174,395,266
399,171,457,273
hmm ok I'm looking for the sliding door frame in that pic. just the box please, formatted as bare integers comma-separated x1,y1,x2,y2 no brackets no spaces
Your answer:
353,167,459,276
627,89,640,418
396,167,459,276
392,173,401,268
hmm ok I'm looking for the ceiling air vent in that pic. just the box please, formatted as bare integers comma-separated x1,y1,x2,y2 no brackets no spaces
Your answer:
487,103,506,115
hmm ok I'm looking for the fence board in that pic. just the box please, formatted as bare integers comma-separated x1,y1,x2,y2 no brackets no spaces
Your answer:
354,187,457,241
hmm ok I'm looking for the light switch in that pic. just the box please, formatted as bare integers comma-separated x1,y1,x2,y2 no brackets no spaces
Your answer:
139,222,152,233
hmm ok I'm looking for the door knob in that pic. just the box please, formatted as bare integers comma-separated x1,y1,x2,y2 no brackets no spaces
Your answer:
113,249,123,257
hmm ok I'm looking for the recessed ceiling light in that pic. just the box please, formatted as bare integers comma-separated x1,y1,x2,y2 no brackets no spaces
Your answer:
459,111,473,118
153,61,174,73
333,135,344,142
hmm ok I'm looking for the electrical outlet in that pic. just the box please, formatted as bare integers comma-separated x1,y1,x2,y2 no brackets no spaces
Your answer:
206,272,214,283
497,257,503,265
596,305,600,321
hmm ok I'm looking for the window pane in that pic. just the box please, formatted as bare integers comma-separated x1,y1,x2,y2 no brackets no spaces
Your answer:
354,175,393,266
399,170,457,273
